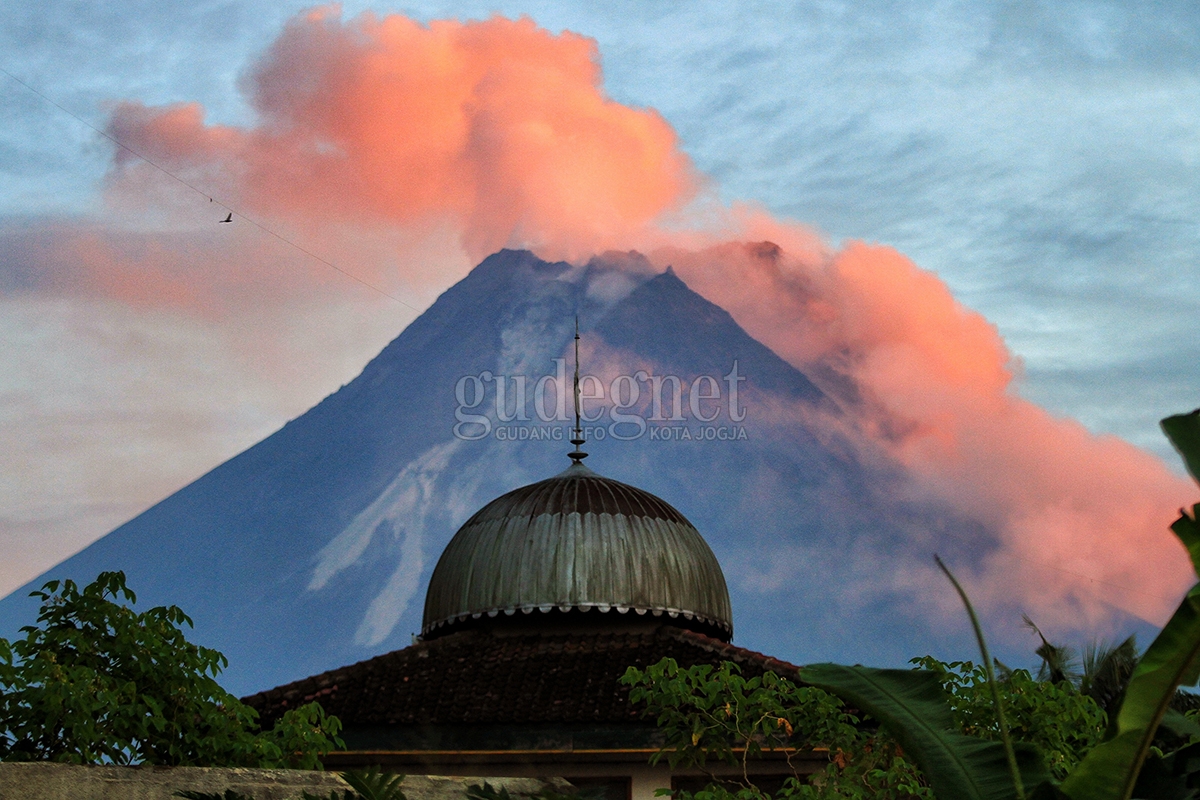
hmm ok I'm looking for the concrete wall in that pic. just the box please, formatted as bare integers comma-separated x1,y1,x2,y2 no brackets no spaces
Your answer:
0,763,562,800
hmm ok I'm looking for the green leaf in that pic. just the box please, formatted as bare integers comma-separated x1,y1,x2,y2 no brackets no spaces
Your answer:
936,556,1027,798
1173,509,1200,583
1159,707,1200,742
1163,410,1200,486
1129,751,1197,800
0,570,342,767
342,768,405,800
801,663,1049,800
1058,584,1200,800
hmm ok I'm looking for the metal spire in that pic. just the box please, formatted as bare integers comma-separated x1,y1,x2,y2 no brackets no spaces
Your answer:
569,316,588,464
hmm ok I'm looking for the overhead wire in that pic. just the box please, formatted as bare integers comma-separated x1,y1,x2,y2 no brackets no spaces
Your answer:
0,65,420,313
1,66,1186,620
956,548,1184,610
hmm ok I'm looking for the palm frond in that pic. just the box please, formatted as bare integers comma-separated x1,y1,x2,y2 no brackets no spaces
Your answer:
1023,614,1081,685
1081,635,1140,721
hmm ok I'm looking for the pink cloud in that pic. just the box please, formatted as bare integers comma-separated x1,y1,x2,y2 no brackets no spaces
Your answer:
106,9,697,263
659,231,1195,626
23,7,1195,630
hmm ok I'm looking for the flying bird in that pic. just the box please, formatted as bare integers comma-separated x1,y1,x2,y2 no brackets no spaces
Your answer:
219,213,232,223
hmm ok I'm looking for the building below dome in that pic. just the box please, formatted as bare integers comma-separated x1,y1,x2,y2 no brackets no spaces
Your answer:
244,457,811,800
244,625,818,799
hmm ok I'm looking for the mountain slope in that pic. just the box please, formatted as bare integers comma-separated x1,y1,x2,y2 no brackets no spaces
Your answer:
1,249,998,695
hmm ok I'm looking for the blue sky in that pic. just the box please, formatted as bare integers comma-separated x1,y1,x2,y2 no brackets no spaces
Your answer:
2,0,1198,597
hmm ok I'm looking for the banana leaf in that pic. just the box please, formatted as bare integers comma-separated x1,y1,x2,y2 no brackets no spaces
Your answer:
1165,409,1200,578
801,663,1049,800
1173,510,1200,585
1054,411,1200,799
1130,748,1200,800
1163,410,1200,486
1056,582,1200,799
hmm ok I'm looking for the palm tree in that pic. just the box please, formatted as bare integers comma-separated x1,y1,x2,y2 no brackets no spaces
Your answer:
1024,617,1200,722
1023,615,1081,686
1079,636,1140,721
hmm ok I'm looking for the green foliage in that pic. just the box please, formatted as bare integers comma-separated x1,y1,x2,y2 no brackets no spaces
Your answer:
622,658,856,771
0,571,343,767
909,658,1105,781
269,702,345,771
1165,410,1200,583
1054,409,1200,800
621,658,932,799
933,555,1028,798
1172,508,1200,589
626,652,1137,800
801,663,1048,800
1079,636,1140,722
1057,583,1200,800
465,782,517,800
626,655,1083,800
813,409,1200,800
1163,410,1200,486
623,409,1200,800
1023,617,1080,687
342,768,407,800
297,769,407,800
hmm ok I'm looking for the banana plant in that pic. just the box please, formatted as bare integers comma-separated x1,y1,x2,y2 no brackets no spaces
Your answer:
1056,410,1200,800
802,409,1200,800
800,662,1048,800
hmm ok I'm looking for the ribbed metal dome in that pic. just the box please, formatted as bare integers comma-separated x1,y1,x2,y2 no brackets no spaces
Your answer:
421,462,733,640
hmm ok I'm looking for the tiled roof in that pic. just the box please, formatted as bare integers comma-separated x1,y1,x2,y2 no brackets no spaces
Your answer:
243,625,800,728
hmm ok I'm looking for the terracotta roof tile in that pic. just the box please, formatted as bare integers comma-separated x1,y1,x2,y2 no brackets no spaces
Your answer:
243,626,801,728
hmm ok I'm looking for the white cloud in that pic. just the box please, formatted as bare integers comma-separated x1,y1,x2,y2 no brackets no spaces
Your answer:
2,0,1198,598
0,291,406,596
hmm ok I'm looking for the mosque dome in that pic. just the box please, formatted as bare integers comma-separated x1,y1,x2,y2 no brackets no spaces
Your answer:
421,461,733,641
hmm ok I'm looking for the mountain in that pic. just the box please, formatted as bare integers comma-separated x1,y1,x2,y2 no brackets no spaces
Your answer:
0,249,995,696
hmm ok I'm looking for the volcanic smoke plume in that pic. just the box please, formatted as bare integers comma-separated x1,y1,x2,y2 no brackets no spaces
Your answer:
107,8,697,263
77,8,1198,629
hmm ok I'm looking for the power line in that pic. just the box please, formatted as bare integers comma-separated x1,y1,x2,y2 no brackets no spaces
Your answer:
3,68,1181,619
1002,550,1185,607
0,65,421,312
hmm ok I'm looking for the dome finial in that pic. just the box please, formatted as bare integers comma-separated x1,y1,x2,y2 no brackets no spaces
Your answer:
569,316,588,464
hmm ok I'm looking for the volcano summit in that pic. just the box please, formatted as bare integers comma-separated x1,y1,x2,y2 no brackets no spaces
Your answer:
0,248,1008,695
